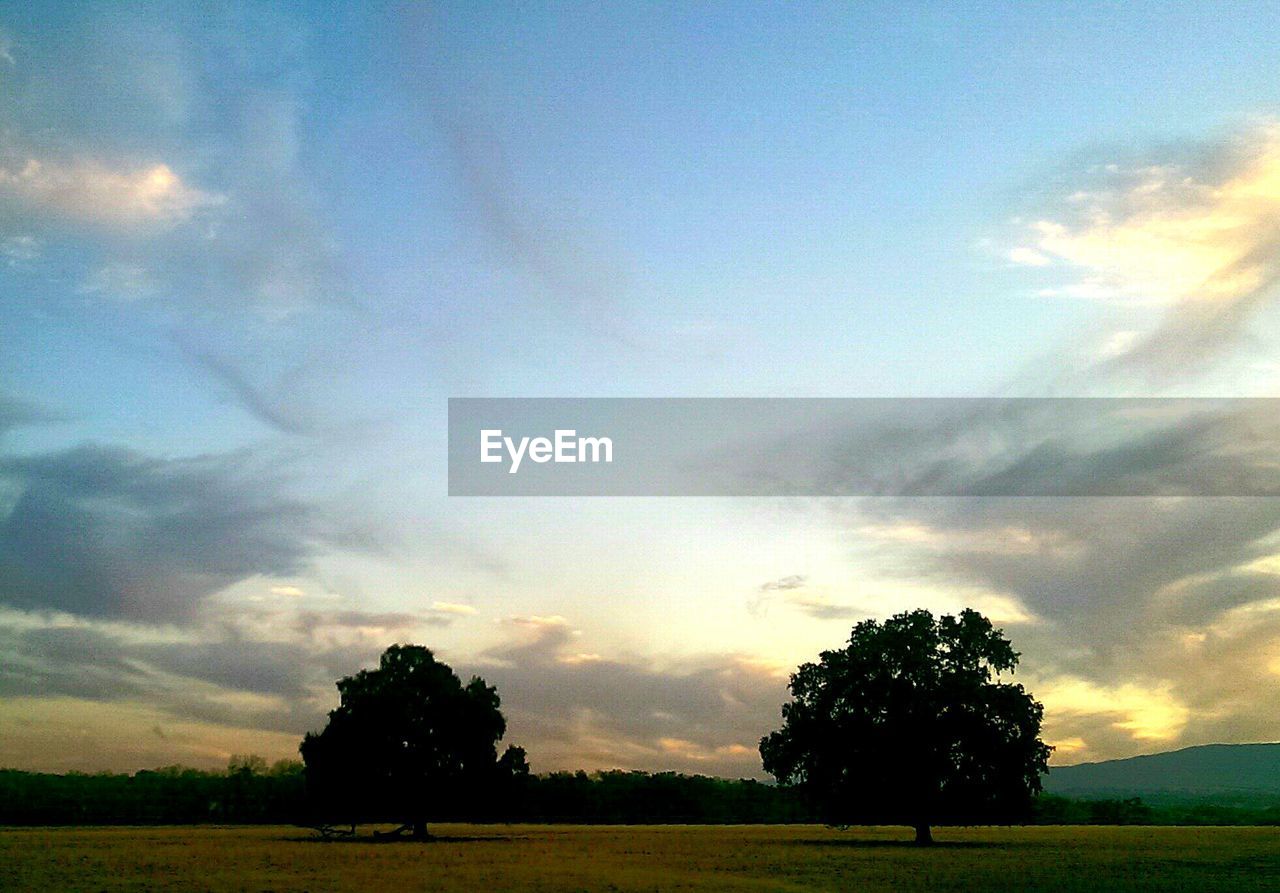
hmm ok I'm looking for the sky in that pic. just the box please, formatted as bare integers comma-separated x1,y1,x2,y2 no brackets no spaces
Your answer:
6,1,1280,776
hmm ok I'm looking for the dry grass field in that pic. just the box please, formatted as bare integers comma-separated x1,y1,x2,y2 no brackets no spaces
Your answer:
2,823,1278,892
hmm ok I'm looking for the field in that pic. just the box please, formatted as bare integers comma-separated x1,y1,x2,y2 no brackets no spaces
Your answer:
2,824,1278,892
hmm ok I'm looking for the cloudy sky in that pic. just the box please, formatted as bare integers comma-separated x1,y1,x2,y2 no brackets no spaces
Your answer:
6,2,1280,776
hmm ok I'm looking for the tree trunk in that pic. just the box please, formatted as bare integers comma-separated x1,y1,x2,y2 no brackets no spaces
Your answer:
412,820,429,840
914,823,933,846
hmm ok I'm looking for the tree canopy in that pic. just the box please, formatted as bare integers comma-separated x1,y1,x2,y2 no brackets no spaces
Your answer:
300,643,525,838
759,608,1051,844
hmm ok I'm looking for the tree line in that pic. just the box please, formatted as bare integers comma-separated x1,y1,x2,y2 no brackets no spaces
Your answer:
4,762,1278,827
0,761,808,826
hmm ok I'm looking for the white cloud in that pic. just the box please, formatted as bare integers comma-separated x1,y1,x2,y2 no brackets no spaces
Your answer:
0,158,221,226
1012,145,1280,306
506,614,573,631
1009,125,1280,373
1098,329,1140,359
431,601,477,615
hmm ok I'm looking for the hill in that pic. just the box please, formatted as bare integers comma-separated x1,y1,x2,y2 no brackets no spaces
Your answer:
1044,743,1280,799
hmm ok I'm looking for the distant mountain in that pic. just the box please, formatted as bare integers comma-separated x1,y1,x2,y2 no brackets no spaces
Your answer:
1043,743,1280,799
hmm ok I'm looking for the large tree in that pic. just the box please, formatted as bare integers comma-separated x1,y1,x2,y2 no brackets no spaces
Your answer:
760,609,1050,844
300,644,525,839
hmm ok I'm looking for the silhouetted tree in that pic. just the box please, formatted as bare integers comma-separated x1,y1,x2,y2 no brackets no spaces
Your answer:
300,644,523,839
760,609,1051,844
497,744,530,777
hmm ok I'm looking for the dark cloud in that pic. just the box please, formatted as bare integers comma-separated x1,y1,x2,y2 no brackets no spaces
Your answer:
0,610,388,736
184,348,321,436
0,443,347,622
470,618,786,777
0,394,64,435
0,624,151,703
137,639,336,701
724,399,1280,498
851,497,1280,636
0,608,789,777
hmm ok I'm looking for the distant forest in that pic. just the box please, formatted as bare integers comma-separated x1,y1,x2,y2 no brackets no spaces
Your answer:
4,759,1280,827
0,759,806,826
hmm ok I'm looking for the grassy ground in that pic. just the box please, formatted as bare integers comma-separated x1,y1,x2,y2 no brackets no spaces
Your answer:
1,823,1278,892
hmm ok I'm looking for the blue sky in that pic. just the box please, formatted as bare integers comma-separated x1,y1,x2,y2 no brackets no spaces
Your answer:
6,2,1280,774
